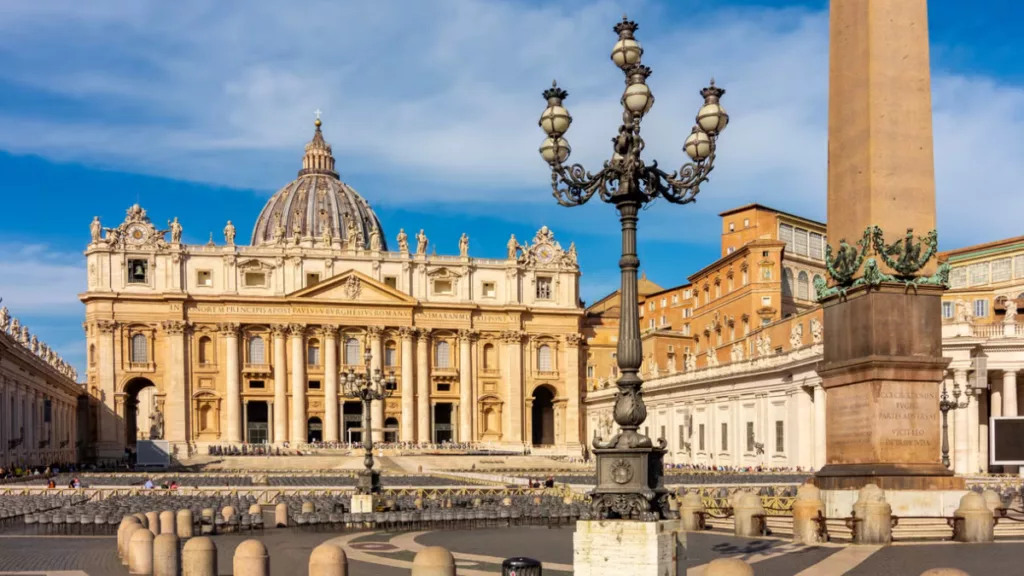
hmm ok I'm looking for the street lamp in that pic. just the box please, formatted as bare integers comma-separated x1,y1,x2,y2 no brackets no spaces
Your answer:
538,15,728,521
341,346,396,495
939,378,976,469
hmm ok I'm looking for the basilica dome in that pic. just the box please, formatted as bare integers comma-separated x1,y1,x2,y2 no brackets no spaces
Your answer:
250,119,387,249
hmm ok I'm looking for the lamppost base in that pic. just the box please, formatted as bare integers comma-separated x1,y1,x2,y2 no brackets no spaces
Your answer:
357,469,381,495
590,444,671,521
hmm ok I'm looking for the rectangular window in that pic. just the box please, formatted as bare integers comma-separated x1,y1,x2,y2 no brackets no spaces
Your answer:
305,273,321,287
727,247,735,254
809,232,824,260
779,223,794,251
587,366,594,378
729,222,735,232
761,267,772,281
699,424,706,451
536,277,553,300
683,324,690,336
436,382,451,392
942,301,954,319
659,315,666,326
649,302,656,311
950,267,967,288
660,425,666,442
127,259,148,284
721,423,729,451
249,380,265,389
661,298,667,307
746,421,755,452
672,295,679,304
482,281,496,298
649,319,655,329
384,276,398,289
992,258,1012,283
1016,255,1024,279
684,308,692,318
196,270,212,287
775,420,784,453
308,345,321,366
743,218,750,227
308,380,321,390
244,272,266,287
679,425,686,448
794,228,809,256
761,296,771,306
384,347,396,367
974,299,989,317
969,263,990,286
433,279,454,295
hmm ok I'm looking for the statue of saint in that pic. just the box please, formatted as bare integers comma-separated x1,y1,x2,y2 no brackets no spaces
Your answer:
459,233,469,257
1005,297,1018,324
416,229,428,255
790,322,804,349
224,220,236,246
507,234,520,260
0,306,9,332
345,214,359,249
397,229,409,253
30,335,39,354
810,318,823,344
150,407,165,440
90,217,102,243
369,226,382,251
272,212,285,243
169,217,183,244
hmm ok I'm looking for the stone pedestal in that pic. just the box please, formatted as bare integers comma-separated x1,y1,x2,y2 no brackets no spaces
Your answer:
351,494,374,514
573,520,685,576
851,484,892,545
679,493,706,532
733,492,766,538
953,492,994,543
792,483,826,545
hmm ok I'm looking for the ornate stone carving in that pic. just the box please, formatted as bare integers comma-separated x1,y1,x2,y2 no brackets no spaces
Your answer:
459,233,469,257
224,220,236,246
415,229,428,255
789,322,803,349
369,225,382,251
343,275,361,300
756,334,772,357
457,328,479,342
507,234,521,260
366,325,383,339
610,459,634,484
287,323,306,337
810,318,823,344
564,333,584,347
1005,296,1018,324
398,326,417,340
103,203,168,250
216,322,240,336
95,320,118,334
954,299,972,323
705,348,718,367
397,229,409,254
168,217,183,243
731,342,743,362
316,325,339,339
0,306,8,332
161,320,188,335
90,216,102,243
271,324,289,338
500,330,525,344
685,353,696,372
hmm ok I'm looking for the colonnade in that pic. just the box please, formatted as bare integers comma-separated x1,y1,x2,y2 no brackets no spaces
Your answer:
0,376,78,468
951,368,1023,475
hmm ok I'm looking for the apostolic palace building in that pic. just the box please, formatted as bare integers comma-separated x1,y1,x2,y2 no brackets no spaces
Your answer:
78,119,584,460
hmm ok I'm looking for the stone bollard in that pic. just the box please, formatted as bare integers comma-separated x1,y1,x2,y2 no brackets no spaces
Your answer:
852,483,892,545
221,505,237,521
233,539,270,576
920,570,971,576
134,512,149,528
680,492,706,531
182,536,217,576
733,492,767,538
411,546,456,576
275,502,288,527
302,501,316,514
954,492,994,543
159,510,176,535
200,508,214,535
981,490,1002,516
146,511,161,536
704,558,754,576
177,509,194,538
129,527,155,575
121,521,144,566
119,516,142,561
249,503,263,515
153,533,180,576
792,483,827,544
309,542,348,576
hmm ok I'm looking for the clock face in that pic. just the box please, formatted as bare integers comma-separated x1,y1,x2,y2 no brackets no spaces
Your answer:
537,244,556,264
126,223,148,245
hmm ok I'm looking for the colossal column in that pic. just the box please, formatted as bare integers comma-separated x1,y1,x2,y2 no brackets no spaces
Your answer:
272,325,288,444
95,320,121,456
1003,370,1017,417
161,321,189,446
323,326,340,443
399,328,416,442
458,329,474,443
564,334,582,448
816,0,955,489
502,331,524,443
416,330,430,442
813,383,826,470
220,323,242,443
966,374,980,474
289,324,307,444
368,326,384,443
953,371,968,475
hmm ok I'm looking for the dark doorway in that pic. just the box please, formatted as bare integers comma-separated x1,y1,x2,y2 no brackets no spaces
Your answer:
433,403,453,443
124,377,157,451
384,417,399,443
246,402,269,444
532,386,555,446
307,417,323,443
343,402,363,443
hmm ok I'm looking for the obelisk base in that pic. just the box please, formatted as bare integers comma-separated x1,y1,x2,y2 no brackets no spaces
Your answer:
573,520,685,576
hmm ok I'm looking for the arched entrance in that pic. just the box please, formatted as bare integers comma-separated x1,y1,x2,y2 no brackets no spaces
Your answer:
246,402,269,444
384,417,399,443
307,417,323,443
123,377,157,451
531,385,555,446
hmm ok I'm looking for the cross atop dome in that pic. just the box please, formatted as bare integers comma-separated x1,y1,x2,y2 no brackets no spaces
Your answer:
299,111,337,178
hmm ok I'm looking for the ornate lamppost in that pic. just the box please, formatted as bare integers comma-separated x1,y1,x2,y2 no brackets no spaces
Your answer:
938,377,975,470
537,16,729,520
342,347,396,495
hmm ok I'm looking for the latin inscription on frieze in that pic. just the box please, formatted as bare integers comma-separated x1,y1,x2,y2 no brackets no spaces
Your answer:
418,311,471,321
186,304,410,319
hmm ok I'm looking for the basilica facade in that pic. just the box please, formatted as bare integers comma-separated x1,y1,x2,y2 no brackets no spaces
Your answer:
81,119,583,459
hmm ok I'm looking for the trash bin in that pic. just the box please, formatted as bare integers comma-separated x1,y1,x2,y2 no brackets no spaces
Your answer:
502,557,542,576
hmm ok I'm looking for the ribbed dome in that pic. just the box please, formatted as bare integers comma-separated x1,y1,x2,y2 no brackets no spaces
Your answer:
251,119,387,249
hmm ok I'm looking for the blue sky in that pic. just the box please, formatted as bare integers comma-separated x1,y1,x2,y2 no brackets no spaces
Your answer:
1,0,1022,376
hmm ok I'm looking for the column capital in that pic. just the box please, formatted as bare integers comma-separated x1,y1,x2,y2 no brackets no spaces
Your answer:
564,333,584,348
95,320,118,334
417,328,432,341
457,328,479,342
500,330,526,344
217,322,240,336
316,325,340,339
271,324,289,338
367,325,384,339
160,320,190,335
398,326,417,340
287,323,307,338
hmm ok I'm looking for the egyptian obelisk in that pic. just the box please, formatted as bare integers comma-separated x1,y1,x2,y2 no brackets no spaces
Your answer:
815,0,960,490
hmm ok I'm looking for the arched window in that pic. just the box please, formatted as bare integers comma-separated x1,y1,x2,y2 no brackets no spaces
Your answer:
537,344,553,372
307,338,321,366
435,341,451,368
812,275,824,301
130,334,148,363
797,271,809,301
198,336,213,365
384,341,397,367
199,404,213,431
483,343,496,370
344,338,360,365
782,268,794,298
248,336,265,364
89,344,96,366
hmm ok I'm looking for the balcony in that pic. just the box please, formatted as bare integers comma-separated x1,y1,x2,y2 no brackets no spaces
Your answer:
126,362,155,373
535,370,559,380
243,363,272,376
432,365,458,377
943,321,1024,339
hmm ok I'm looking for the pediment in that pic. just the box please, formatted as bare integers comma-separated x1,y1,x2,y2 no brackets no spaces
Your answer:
238,258,274,272
426,266,463,278
287,269,416,304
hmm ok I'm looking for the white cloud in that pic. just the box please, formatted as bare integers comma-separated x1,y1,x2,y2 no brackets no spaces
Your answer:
0,0,1019,250
0,244,85,314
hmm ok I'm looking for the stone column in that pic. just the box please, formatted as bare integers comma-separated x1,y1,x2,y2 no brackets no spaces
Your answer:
95,320,121,455
220,323,242,443
0,379,7,466
368,326,384,443
502,331,524,444
470,336,479,441
416,331,431,442
954,371,969,475
399,328,416,442
967,379,981,475
813,384,826,470
1003,370,1018,417
289,324,307,444
272,325,288,444
458,329,473,443
162,321,189,446
564,334,582,449
795,386,813,469
323,326,339,443
978,392,989,474
242,399,249,443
